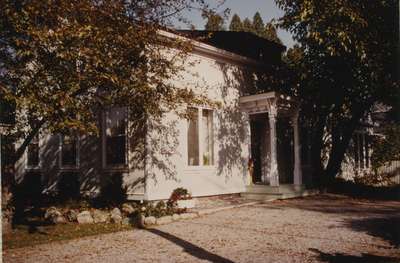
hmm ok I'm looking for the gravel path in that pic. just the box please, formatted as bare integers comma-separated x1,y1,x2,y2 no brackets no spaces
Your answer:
4,194,400,263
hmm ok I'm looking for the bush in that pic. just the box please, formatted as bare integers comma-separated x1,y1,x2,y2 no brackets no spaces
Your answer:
96,173,127,207
57,172,80,202
167,187,191,207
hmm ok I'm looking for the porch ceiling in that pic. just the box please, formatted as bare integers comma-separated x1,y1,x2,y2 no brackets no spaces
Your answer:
239,91,299,116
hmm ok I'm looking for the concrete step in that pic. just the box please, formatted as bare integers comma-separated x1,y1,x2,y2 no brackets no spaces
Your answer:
241,188,320,201
245,184,306,194
240,193,281,201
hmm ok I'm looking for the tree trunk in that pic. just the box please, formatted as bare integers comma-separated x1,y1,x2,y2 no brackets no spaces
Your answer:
323,110,366,184
12,119,45,165
309,113,328,188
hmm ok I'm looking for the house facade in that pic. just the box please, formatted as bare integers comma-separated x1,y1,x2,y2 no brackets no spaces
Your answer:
14,31,308,201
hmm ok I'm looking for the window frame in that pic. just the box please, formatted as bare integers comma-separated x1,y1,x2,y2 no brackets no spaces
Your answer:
186,106,215,168
102,107,129,170
59,133,80,170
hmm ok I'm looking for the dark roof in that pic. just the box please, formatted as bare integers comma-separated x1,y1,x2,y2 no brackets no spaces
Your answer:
178,30,286,65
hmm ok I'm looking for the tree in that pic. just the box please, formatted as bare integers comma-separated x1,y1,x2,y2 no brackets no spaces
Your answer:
229,14,242,31
276,0,399,185
252,12,264,37
0,0,211,223
203,10,225,31
264,21,283,45
242,18,253,33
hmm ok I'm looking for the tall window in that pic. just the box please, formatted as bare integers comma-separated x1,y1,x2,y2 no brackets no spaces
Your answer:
187,107,214,166
27,134,39,167
202,109,214,165
105,107,127,166
187,107,199,165
61,133,78,167
353,132,370,170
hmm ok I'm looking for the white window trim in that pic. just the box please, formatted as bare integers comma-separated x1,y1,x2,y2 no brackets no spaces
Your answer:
101,108,129,171
354,131,371,171
25,133,41,170
186,106,216,168
59,133,80,170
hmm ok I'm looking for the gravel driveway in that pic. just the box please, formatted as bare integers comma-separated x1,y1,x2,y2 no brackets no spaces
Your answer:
4,194,400,263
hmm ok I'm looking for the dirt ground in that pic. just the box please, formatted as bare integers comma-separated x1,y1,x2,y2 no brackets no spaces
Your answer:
3,194,400,263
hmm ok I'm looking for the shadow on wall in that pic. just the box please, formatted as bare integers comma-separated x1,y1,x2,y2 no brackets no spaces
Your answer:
215,62,254,181
146,117,181,185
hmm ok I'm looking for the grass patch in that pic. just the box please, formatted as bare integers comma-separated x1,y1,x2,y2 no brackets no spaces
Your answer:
3,223,134,250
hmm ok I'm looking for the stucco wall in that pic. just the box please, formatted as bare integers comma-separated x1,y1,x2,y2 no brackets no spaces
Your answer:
145,52,254,200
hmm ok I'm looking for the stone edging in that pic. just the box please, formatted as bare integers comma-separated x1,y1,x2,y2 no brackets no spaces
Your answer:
142,201,261,227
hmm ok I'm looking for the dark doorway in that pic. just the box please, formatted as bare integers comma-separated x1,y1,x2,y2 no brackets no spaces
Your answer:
250,113,268,183
277,117,294,184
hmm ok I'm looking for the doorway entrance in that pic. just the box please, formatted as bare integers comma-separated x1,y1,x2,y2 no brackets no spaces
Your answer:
250,113,269,184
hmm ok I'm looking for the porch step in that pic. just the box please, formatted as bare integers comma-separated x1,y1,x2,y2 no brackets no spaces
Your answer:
240,193,282,201
245,184,306,194
241,184,318,201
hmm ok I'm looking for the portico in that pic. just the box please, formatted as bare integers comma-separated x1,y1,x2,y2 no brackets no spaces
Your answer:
239,91,302,189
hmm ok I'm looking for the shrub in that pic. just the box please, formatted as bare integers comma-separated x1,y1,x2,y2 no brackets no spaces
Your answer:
97,173,127,207
57,172,80,202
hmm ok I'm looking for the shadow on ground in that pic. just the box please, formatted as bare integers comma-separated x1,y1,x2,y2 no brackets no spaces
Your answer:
147,228,234,263
346,216,400,248
309,248,399,263
273,194,400,248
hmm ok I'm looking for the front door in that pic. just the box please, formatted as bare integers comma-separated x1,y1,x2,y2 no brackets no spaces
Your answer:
250,114,268,183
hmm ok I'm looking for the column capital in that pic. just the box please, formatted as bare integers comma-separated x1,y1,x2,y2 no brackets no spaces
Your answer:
268,106,278,120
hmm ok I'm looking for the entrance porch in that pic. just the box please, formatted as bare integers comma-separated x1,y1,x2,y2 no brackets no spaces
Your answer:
239,92,306,199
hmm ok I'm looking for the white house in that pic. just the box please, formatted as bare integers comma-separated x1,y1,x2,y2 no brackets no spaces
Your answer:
15,30,309,201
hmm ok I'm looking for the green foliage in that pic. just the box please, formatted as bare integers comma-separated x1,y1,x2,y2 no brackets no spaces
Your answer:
167,187,191,207
252,12,265,37
202,10,226,30
229,14,242,31
264,21,282,45
371,124,400,169
242,18,253,33
0,0,211,164
227,13,283,44
276,0,399,182
97,173,127,207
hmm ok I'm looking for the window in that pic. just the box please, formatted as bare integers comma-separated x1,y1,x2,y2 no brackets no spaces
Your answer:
60,133,78,167
27,134,39,167
187,107,199,165
187,107,214,166
202,109,214,165
353,132,370,170
104,107,127,166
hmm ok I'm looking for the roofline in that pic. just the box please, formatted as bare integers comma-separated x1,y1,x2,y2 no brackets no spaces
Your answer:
239,91,297,103
158,30,266,69
179,30,287,52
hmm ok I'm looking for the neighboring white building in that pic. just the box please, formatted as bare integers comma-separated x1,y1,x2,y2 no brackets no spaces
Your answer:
14,31,307,201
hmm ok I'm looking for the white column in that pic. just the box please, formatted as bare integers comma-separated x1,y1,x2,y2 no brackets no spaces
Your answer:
268,106,279,186
292,112,302,186
362,133,366,170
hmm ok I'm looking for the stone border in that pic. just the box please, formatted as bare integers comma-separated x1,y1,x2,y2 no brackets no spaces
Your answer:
143,201,260,227
142,190,322,227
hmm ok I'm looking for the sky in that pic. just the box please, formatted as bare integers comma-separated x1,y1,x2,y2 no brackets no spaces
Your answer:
174,0,295,48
